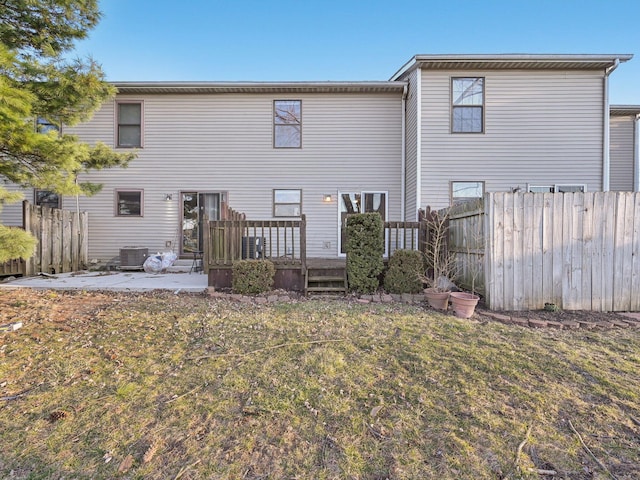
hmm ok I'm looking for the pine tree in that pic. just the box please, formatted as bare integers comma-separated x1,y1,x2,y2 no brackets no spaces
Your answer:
0,0,135,262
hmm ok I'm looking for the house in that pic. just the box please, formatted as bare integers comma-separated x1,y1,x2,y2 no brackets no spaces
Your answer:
609,105,640,191
1,53,636,267
390,54,634,212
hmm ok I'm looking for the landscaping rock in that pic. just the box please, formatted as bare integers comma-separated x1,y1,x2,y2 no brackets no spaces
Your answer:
528,318,548,328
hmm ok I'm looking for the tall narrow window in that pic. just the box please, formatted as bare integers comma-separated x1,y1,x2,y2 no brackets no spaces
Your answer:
452,78,484,133
274,100,301,148
117,102,142,147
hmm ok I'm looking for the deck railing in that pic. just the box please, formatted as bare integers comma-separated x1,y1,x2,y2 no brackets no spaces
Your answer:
205,215,306,270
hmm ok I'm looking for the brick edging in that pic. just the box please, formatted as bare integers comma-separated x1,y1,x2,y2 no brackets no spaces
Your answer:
206,288,640,330
479,310,640,330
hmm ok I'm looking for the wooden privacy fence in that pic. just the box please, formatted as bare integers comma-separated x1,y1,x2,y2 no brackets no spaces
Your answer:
205,215,307,270
484,192,640,312
443,199,486,296
0,257,24,277
23,201,89,275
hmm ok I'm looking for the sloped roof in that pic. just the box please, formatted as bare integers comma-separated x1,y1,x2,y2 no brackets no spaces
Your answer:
610,104,640,116
390,54,633,81
113,81,407,95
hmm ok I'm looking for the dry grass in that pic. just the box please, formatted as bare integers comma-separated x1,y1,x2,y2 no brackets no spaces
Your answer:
1,289,639,479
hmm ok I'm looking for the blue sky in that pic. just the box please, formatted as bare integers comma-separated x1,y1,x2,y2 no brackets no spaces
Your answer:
74,0,640,104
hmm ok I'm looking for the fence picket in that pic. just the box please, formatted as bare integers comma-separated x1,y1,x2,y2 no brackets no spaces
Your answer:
541,194,554,306
631,193,640,311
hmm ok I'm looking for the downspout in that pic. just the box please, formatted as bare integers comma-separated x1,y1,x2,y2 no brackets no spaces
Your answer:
603,58,620,192
635,113,640,192
400,84,407,220
416,69,422,220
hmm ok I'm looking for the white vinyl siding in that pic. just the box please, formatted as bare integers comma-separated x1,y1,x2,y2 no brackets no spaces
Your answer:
609,114,635,191
419,70,604,209
404,69,419,220
65,92,403,262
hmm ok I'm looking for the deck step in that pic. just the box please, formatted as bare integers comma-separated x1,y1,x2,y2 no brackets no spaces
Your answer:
307,275,345,283
306,286,348,293
305,263,347,295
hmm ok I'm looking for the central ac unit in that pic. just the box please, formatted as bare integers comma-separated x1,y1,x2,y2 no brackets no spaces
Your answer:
119,247,148,270
241,237,265,259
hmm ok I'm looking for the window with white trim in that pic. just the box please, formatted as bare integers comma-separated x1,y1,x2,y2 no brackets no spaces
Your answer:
117,102,142,147
451,181,484,204
273,189,302,217
116,190,143,216
452,77,484,133
274,100,301,148
527,184,586,193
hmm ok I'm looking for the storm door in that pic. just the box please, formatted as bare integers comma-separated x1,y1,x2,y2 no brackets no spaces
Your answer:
181,192,223,255
338,191,387,256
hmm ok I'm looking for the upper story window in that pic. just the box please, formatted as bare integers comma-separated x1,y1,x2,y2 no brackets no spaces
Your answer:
274,100,301,148
117,102,142,148
452,78,484,133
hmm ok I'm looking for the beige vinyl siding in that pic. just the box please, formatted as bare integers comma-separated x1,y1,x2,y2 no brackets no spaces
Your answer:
66,92,402,262
404,69,419,220
419,69,604,209
610,114,635,191
0,184,28,227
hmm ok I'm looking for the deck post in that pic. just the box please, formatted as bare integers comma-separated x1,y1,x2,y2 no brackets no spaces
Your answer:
300,214,307,273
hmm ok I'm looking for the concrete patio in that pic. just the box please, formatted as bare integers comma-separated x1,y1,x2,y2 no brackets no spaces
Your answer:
0,270,208,293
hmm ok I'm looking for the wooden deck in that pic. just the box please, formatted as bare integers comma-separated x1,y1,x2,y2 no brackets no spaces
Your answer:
306,258,346,269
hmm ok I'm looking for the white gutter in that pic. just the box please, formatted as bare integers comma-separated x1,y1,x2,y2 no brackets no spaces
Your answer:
603,58,620,192
400,84,407,220
635,114,640,192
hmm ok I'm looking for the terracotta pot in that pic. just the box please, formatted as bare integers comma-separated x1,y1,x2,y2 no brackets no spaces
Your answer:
449,292,480,318
424,288,450,310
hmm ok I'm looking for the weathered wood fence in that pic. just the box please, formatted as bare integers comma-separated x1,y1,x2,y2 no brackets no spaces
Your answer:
445,199,486,296
0,257,24,277
23,201,89,275
484,192,640,311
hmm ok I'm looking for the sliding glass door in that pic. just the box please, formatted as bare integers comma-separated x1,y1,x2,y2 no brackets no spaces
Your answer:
181,192,223,255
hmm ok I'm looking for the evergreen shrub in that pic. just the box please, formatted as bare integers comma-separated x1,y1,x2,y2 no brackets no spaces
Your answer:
232,260,275,294
383,249,425,294
345,213,384,294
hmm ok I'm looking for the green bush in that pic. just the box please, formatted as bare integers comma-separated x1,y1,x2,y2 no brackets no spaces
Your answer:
232,260,275,294
345,213,384,294
384,249,425,294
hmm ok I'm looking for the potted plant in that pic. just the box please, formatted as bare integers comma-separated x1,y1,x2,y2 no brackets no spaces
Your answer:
449,291,480,318
419,207,457,310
